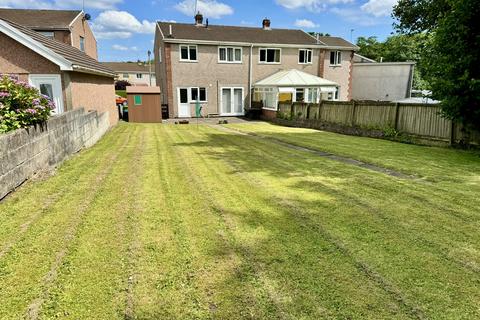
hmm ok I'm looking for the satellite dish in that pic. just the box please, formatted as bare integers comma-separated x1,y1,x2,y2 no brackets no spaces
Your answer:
84,13,91,21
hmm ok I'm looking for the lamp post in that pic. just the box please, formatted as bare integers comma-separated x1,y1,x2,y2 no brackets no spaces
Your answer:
147,50,152,86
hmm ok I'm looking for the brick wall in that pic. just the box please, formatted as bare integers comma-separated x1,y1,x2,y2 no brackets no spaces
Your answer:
0,108,110,199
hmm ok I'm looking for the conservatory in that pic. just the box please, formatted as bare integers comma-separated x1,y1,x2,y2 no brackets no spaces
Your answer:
253,69,339,110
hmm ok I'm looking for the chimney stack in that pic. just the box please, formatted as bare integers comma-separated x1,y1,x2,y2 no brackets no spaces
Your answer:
195,12,203,26
262,18,271,30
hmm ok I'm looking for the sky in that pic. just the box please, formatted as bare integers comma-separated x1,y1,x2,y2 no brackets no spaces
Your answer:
0,0,399,62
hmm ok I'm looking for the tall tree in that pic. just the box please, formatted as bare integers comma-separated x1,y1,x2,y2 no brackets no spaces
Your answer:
393,0,480,130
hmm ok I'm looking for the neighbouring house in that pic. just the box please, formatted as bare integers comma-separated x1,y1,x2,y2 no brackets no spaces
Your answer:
0,18,118,126
154,14,358,118
102,62,156,86
351,53,415,101
0,8,98,60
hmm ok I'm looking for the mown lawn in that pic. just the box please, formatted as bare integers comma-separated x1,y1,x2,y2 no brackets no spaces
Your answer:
0,122,479,319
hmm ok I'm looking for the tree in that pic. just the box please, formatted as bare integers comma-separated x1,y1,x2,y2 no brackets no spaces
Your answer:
393,0,480,130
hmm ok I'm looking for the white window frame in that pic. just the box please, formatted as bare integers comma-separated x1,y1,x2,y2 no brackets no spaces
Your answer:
28,74,64,114
259,48,281,64
218,46,242,63
136,73,143,79
122,73,129,78
158,47,162,62
79,36,85,52
189,87,208,103
39,31,54,39
254,87,278,110
330,51,342,66
327,87,340,101
179,44,198,62
220,87,245,116
298,49,313,64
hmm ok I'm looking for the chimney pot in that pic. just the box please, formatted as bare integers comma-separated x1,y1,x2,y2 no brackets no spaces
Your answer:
262,18,271,30
195,12,204,26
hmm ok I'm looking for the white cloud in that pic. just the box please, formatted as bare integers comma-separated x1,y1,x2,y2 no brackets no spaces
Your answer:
361,0,398,17
330,7,382,26
276,0,352,12
175,0,233,19
0,0,122,10
112,44,139,51
91,11,156,39
294,19,318,28
112,44,128,51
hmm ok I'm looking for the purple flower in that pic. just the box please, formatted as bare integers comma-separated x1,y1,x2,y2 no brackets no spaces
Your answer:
26,108,37,114
32,98,41,105
0,92,9,98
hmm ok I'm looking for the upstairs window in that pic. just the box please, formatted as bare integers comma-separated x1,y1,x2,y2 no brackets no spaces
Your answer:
122,73,129,78
298,49,312,64
259,48,281,64
330,51,342,66
180,45,197,61
39,31,54,39
219,47,242,63
79,36,85,52
136,74,143,79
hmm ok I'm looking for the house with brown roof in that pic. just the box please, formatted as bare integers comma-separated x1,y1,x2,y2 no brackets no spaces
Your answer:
0,8,98,60
102,62,156,86
154,13,358,118
0,18,118,126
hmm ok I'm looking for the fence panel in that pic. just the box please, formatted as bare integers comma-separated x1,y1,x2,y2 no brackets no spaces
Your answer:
354,104,397,128
320,102,352,125
397,105,451,139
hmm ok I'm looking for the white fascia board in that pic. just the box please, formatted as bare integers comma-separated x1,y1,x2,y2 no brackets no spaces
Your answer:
163,38,324,49
0,20,73,71
353,61,416,66
72,65,115,77
69,11,84,28
163,38,359,50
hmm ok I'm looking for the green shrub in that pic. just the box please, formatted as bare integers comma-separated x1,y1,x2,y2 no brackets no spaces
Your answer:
0,76,55,133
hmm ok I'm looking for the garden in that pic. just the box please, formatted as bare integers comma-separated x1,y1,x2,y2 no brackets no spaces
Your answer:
0,122,479,319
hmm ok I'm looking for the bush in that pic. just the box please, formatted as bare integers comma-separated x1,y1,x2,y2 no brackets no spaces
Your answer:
115,80,131,91
0,76,55,133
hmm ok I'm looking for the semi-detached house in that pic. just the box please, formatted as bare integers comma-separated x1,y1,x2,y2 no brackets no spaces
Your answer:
155,13,358,118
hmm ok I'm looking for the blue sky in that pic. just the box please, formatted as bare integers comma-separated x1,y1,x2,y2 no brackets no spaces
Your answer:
0,0,398,62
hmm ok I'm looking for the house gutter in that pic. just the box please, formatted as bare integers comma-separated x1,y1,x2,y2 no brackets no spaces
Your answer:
162,38,358,50
72,65,116,77
249,44,253,109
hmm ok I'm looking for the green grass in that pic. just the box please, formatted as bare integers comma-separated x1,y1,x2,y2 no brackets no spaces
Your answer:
116,90,127,98
0,122,479,319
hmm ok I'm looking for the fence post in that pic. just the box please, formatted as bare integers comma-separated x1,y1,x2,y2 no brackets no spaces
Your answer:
318,101,322,120
394,102,400,130
351,100,356,126
290,103,294,119
450,121,456,145
306,104,311,119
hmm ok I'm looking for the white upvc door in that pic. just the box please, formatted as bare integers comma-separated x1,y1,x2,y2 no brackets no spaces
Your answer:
177,87,191,117
220,87,244,116
29,74,64,114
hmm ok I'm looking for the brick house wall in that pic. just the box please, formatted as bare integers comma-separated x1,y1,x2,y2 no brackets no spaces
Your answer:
69,17,98,60
67,72,117,126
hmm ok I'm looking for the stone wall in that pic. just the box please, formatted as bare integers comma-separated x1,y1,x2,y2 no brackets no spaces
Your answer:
0,108,110,199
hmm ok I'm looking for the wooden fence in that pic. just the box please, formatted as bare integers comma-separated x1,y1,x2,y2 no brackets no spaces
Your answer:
276,101,479,145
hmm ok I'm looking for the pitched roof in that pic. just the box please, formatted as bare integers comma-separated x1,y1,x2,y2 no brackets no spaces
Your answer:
255,69,338,87
102,62,156,73
0,19,114,77
157,22,357,49
0,8,81,30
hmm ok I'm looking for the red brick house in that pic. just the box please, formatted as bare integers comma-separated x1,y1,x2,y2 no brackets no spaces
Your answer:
0,18,117,126
0,8,98,60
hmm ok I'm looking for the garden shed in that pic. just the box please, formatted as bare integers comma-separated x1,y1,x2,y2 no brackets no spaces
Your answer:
126,86,162,123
